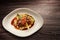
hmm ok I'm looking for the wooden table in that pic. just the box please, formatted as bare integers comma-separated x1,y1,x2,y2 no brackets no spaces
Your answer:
0,0,60,40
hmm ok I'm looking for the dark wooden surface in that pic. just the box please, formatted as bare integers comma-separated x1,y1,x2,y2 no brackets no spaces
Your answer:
0,0,60,40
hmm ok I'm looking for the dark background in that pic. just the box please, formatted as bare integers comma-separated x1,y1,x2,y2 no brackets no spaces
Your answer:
0,0,60,40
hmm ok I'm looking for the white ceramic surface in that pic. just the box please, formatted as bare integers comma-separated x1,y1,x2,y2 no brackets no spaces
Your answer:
2,8,44,37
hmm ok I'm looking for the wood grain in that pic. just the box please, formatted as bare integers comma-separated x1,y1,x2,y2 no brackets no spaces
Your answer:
0,0,60,40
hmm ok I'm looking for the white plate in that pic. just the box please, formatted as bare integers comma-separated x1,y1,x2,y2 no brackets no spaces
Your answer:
2,8,44,37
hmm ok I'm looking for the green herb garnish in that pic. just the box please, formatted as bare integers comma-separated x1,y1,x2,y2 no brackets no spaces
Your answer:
17,14,22,19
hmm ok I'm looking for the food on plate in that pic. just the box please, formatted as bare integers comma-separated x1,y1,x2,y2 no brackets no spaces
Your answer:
11,14,35,30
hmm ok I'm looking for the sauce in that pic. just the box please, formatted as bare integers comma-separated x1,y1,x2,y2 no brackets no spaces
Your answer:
11,14,35,30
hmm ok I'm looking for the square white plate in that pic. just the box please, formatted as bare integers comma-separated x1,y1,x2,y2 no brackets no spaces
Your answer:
2,8,44,37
